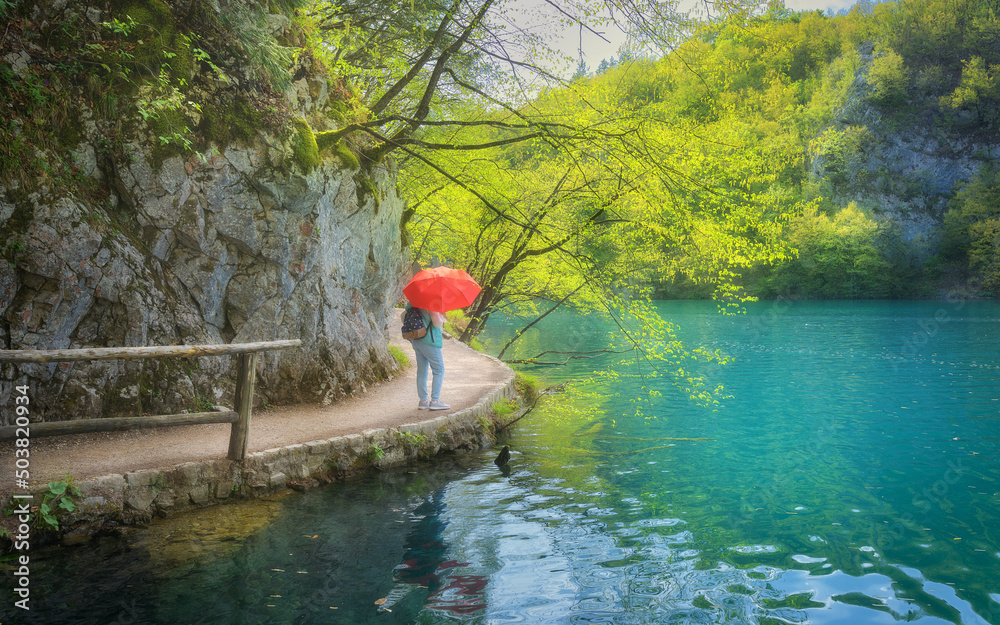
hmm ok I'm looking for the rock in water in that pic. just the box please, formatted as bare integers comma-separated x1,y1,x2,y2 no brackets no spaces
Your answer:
494,445,510,467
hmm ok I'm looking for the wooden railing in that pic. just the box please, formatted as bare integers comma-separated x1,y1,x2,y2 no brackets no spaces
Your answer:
0,340,301,460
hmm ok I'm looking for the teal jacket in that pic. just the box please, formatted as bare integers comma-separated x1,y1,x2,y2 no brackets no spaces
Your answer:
407,305,443,348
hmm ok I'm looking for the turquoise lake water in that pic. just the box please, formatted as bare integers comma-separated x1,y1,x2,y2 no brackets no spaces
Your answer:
4,300,999,624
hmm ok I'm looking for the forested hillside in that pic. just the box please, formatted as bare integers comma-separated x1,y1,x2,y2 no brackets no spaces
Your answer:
399,0,1000,311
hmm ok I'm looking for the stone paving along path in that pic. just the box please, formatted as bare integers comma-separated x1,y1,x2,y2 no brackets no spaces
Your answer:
0,310,512,497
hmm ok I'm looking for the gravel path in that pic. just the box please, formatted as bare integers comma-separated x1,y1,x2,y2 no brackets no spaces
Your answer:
0,311,512,494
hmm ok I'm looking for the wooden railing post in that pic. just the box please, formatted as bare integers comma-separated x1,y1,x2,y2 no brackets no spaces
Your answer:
227,353,257,461
0,339,300,456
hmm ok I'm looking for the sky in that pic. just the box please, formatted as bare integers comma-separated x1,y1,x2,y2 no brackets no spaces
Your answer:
534,0,866,75
686,0,862,16
785,0,858,12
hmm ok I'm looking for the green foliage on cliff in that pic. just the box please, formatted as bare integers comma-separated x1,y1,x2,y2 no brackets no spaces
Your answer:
867,48,908,104
120,0,191,81
943,165,1000,294
201,97,264,146
761,203,912,298
0,0,329,191
940,56,1000,126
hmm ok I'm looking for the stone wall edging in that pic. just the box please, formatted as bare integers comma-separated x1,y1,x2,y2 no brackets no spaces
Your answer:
54,366,517,542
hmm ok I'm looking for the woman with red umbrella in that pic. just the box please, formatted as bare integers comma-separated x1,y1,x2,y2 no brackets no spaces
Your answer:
402,267,481,411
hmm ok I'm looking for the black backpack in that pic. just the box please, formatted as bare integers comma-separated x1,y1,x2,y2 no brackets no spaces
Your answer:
401,307,428,340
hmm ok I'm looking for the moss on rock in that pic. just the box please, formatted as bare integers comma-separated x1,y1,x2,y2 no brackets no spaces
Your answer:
292,118,320,172
202,97,262,146
121,0,177,75
333,140,359,169
57,107,84,149
122,0,173,30
314,130,338,153
167,35,195,83
355,174,380,212
314,130,359,169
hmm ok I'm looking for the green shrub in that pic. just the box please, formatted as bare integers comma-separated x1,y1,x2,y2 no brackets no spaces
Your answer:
808,125,873,185
399,431,426,448
35,476,81,531
940,56,1000,126
192,394,215,412
388,344,410,368
867,48,908,105
492,398,518,417
514,371,541,404
763,203,908,298
444,309,470,337
967,218,1000,293
942,164,1000,291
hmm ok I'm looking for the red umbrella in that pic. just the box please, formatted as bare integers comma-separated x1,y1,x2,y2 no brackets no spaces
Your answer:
403,267,482,313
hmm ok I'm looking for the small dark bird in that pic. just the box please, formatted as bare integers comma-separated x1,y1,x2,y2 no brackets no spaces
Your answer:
494,445,510,467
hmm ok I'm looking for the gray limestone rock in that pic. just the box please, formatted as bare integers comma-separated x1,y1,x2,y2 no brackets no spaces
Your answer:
808,43,998,260
0,106,407,426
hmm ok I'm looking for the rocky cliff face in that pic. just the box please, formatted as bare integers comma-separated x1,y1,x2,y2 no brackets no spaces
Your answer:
809,43,999,260
0,0,409,423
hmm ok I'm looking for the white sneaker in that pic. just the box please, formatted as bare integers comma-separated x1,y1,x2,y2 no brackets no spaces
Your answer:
428,400,451,411
418,399,430,410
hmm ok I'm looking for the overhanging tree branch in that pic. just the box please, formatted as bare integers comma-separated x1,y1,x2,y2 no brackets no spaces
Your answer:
395,0,497,137
497,283,586,360
368,0,461,117
398,133,545,150
505,348,633,366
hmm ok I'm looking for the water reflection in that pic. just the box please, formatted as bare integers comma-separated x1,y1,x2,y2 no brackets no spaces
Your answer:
382,491,487,615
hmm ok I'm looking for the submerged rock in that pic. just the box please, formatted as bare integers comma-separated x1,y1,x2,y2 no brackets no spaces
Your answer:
128,497,286,570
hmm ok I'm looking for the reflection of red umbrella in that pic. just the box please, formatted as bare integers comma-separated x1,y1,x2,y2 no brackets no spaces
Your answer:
403,267,481,313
